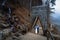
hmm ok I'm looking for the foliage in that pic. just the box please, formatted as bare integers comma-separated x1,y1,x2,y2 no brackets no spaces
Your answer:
51,0,56,6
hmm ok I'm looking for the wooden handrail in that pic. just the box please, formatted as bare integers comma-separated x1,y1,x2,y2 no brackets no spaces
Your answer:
50,32,60,38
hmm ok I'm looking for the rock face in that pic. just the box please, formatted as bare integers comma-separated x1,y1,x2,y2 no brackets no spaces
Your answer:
31,5,48,30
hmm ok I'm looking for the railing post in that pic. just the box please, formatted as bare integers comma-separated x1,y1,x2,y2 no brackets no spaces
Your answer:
0,31,3,40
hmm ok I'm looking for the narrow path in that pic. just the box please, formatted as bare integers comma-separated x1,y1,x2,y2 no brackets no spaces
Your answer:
19,32,47,40
6,32,47,40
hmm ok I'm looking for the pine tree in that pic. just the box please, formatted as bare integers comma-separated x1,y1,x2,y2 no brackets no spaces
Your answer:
51,0,56,6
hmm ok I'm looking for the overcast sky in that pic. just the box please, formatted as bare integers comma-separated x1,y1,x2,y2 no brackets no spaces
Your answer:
51,0,60,18
50,0,60,25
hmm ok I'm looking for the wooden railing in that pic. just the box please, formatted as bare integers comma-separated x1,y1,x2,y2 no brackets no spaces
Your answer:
46,30,60,40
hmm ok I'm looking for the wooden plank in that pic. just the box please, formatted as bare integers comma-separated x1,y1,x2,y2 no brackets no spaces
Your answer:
32,16,43,29
32,16,38,28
